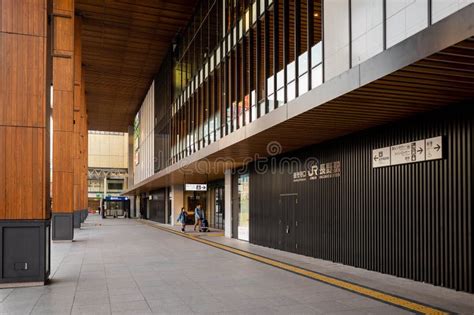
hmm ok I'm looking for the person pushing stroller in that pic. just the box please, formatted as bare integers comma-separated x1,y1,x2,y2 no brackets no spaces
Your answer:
194,204,207,232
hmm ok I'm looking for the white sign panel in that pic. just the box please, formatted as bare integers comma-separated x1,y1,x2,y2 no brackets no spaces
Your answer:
391,140,425,165
425,136,442,160
372,147,391,168
372,136,443,168
185,184,207,191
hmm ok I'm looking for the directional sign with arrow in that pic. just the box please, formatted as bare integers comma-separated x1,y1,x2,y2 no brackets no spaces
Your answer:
391,140,425,165
372,147,390,168
426,136,443,160
372,136,443,169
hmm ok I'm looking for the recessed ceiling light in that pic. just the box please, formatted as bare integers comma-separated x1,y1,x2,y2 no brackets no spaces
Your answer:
314,13,319,17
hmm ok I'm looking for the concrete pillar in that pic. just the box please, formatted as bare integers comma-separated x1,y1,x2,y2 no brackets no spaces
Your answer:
170,185,184,225
224,170,232,238
52,0,75,241
0,0,51,286
103,177,108,197
127,125,134,189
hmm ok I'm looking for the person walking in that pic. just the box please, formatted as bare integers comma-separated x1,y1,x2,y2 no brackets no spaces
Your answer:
177,207,188,232
194,204,204,232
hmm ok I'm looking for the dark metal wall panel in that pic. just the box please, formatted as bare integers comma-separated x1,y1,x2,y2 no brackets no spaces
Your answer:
248,103,473,293
149,189,166,224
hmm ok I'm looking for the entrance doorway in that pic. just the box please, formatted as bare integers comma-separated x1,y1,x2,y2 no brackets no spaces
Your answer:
278,193,298,253
206,186,225,230
185,191,207,224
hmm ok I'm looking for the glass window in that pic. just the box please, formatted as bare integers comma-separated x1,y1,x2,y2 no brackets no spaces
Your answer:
252,2,257,23
276,88,284,105
287,61,296,83
276,69,284,90
237,173,250,241
298,73,308,95
311,42,323,67
311,64,323,89
298,51,308,75
287,81,296,102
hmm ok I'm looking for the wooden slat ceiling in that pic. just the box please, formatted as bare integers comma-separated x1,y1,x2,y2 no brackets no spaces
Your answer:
75,0,199,132
126,37,474,195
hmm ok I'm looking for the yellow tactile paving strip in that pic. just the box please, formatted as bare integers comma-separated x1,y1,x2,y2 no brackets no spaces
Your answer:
139,220,450,315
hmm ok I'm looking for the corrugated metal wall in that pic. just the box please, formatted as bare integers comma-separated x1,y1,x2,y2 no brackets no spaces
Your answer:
248,104,473,293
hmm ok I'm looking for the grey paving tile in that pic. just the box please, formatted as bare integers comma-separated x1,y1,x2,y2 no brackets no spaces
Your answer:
110,300,151,313
30,303,73,315
0,216,465,315
109,292,145,304
0,301,37,314
71,303,112,315
270,304,322,314
0,289,13,303
148,302,194,315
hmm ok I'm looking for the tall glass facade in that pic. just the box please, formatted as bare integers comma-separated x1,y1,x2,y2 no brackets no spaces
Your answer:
138,0,464,176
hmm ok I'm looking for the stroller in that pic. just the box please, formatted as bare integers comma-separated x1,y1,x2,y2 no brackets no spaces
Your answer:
199,219,210,232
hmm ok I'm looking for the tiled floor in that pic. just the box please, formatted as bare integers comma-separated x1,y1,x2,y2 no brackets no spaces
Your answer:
0,215,471,314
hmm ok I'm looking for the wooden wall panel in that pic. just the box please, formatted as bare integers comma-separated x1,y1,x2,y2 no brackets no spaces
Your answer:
0,33,46,128
73,17,85,211
52,170,73,212
53,90,74,132
52,0,75,213
0,0,46,36
52,57,74,92
0,127,46,219
53,131,73,173
0,128,6,217
53,16,74,54
0,0,49,220
53,0,73,14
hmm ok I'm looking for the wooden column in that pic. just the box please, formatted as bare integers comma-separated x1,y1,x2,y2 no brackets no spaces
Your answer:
0,0,51,285
52,0,75,240
80,66,88,223
73,16,85,227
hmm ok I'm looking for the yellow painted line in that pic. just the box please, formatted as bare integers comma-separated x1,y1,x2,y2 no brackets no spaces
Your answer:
139,220,449,315
201,232,225,237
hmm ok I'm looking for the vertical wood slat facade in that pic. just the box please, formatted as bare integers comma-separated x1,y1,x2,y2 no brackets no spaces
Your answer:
0,0,50,220
248,104,473,293
52,0,74,214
